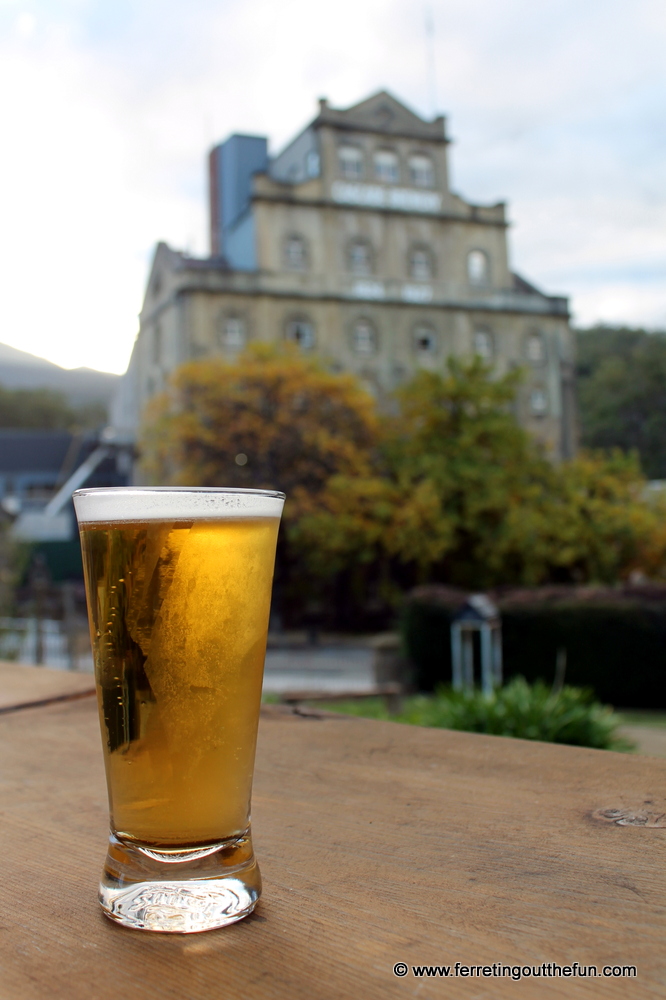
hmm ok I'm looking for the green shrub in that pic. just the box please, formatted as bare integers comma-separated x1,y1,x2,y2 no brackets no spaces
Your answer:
320,678,633,751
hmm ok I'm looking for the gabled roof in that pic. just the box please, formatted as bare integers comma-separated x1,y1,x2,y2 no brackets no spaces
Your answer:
0,430,75,473
314,90,448,143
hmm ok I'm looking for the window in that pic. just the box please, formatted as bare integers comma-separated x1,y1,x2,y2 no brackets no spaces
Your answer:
306,150,320,177
413,326,437,354
373,149,399,184
409,154,434,188
467,249,490,287
473,329,493,360
348,240,373,276
338,145,364,179
526,332,546,363
286,318,315,349
409,247,434,281
284,235,308,271
220,316,245,350
352,320,378,354
530,387,548,415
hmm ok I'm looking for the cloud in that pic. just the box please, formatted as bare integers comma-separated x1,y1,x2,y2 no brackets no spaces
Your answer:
0,0,663,373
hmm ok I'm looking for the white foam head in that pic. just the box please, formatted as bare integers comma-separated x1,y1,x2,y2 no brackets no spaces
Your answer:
72,487,285,523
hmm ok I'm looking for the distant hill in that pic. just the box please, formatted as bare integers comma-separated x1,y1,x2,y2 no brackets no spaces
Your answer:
0,342,119,405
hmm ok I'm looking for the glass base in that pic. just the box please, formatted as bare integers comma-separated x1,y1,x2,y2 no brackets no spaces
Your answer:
99,831,261,933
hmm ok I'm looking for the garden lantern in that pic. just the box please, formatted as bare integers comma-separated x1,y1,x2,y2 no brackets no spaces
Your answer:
450,594,503,696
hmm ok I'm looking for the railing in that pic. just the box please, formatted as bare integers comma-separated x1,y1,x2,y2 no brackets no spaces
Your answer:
0,618,93,672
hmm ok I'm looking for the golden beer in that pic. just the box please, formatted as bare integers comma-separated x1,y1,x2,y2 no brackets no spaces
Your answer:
74,488,284,932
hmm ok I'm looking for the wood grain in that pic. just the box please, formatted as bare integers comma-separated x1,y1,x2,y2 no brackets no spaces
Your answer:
0,661,95,712
0,699,663,1000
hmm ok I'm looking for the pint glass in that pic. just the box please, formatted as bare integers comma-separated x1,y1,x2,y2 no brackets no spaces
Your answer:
73,487,285,933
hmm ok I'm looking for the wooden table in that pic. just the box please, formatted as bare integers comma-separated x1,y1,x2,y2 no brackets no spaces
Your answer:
0,663,664,1000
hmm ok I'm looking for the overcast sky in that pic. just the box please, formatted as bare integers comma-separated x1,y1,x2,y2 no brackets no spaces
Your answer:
0,0,664,373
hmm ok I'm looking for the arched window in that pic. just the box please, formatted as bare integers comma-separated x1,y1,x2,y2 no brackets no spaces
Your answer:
352,319,378,355
530,387,548,415
409,154,434,188
306,150,320,177
284,235,308,271
348,240,373,276
413,325,438,355
285,318,315,349
473,329,494,360
219,316,245,350
409,246,434,281
467,249,490,287
373,149,399,184
526,331,546,363
338,145,364,179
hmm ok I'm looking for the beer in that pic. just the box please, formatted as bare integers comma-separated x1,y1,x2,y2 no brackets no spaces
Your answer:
80,514,280,847
74,488,284,932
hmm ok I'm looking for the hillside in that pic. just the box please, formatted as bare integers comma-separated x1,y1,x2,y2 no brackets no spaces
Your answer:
0,342,119,405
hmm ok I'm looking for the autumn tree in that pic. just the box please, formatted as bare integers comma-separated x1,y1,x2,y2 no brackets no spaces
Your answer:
140,345,379,502
140,349,666,623
292,358,666,590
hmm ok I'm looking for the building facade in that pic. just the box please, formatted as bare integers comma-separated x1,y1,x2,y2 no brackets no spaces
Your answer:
116,91,575,458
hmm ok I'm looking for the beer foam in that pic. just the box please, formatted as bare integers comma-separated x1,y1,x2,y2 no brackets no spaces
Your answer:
73,487,285,523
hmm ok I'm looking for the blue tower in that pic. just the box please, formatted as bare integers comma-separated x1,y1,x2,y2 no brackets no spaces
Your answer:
209,134,268,269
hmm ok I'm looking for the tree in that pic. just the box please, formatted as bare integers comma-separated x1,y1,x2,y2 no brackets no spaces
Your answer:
0,386,107,431
577,326,666,478
140,350,666,623
292,358,666,589
140,345,378,501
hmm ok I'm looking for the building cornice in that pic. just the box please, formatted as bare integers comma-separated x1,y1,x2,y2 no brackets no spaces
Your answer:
162,283,569,320
251,191,508,227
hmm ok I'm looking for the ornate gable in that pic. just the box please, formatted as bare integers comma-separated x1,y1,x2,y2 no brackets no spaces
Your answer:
315,90,447,142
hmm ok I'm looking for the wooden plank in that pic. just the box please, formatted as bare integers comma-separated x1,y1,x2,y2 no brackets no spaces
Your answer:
0,660,95,713
0,698,663,1000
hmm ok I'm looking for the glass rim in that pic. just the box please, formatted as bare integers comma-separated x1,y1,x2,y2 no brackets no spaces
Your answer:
73,486,286,501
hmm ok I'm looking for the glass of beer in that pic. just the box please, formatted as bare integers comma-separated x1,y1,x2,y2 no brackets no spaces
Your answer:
73,487,284,933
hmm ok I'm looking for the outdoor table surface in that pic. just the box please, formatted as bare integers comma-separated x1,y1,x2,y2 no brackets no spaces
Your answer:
0,664,664,999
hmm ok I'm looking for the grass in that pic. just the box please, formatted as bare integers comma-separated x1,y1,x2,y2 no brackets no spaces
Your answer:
307,677,635,752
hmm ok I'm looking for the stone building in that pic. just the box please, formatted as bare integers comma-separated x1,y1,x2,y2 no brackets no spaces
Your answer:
114,91,575,458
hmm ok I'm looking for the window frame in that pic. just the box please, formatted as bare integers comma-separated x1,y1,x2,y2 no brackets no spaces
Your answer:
285,316,316,350
218,314,246,351
351,318,379,355
408,153,435,188
338,144,365,180
408,245,435,281
525,331,547,365
467,249,490,288
283,234,309,272
412,324,438,356
373,148,400,184
348,238,374,276
472,327,494,361
530,386,549,416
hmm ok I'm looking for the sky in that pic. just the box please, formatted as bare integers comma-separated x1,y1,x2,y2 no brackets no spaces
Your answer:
0,0,664,374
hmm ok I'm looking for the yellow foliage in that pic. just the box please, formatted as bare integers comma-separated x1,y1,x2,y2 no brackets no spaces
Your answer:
140,344,378,518
139,348,666,593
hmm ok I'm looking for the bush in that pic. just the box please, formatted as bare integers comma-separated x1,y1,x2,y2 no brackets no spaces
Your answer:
321,678,632,751
401,586,666,708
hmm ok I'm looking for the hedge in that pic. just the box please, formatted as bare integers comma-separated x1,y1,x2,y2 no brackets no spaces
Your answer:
401,585,666,709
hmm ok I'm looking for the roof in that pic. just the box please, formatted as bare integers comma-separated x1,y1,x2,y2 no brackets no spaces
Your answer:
0,430,77,474
452,594,500,623
313,90,448,143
